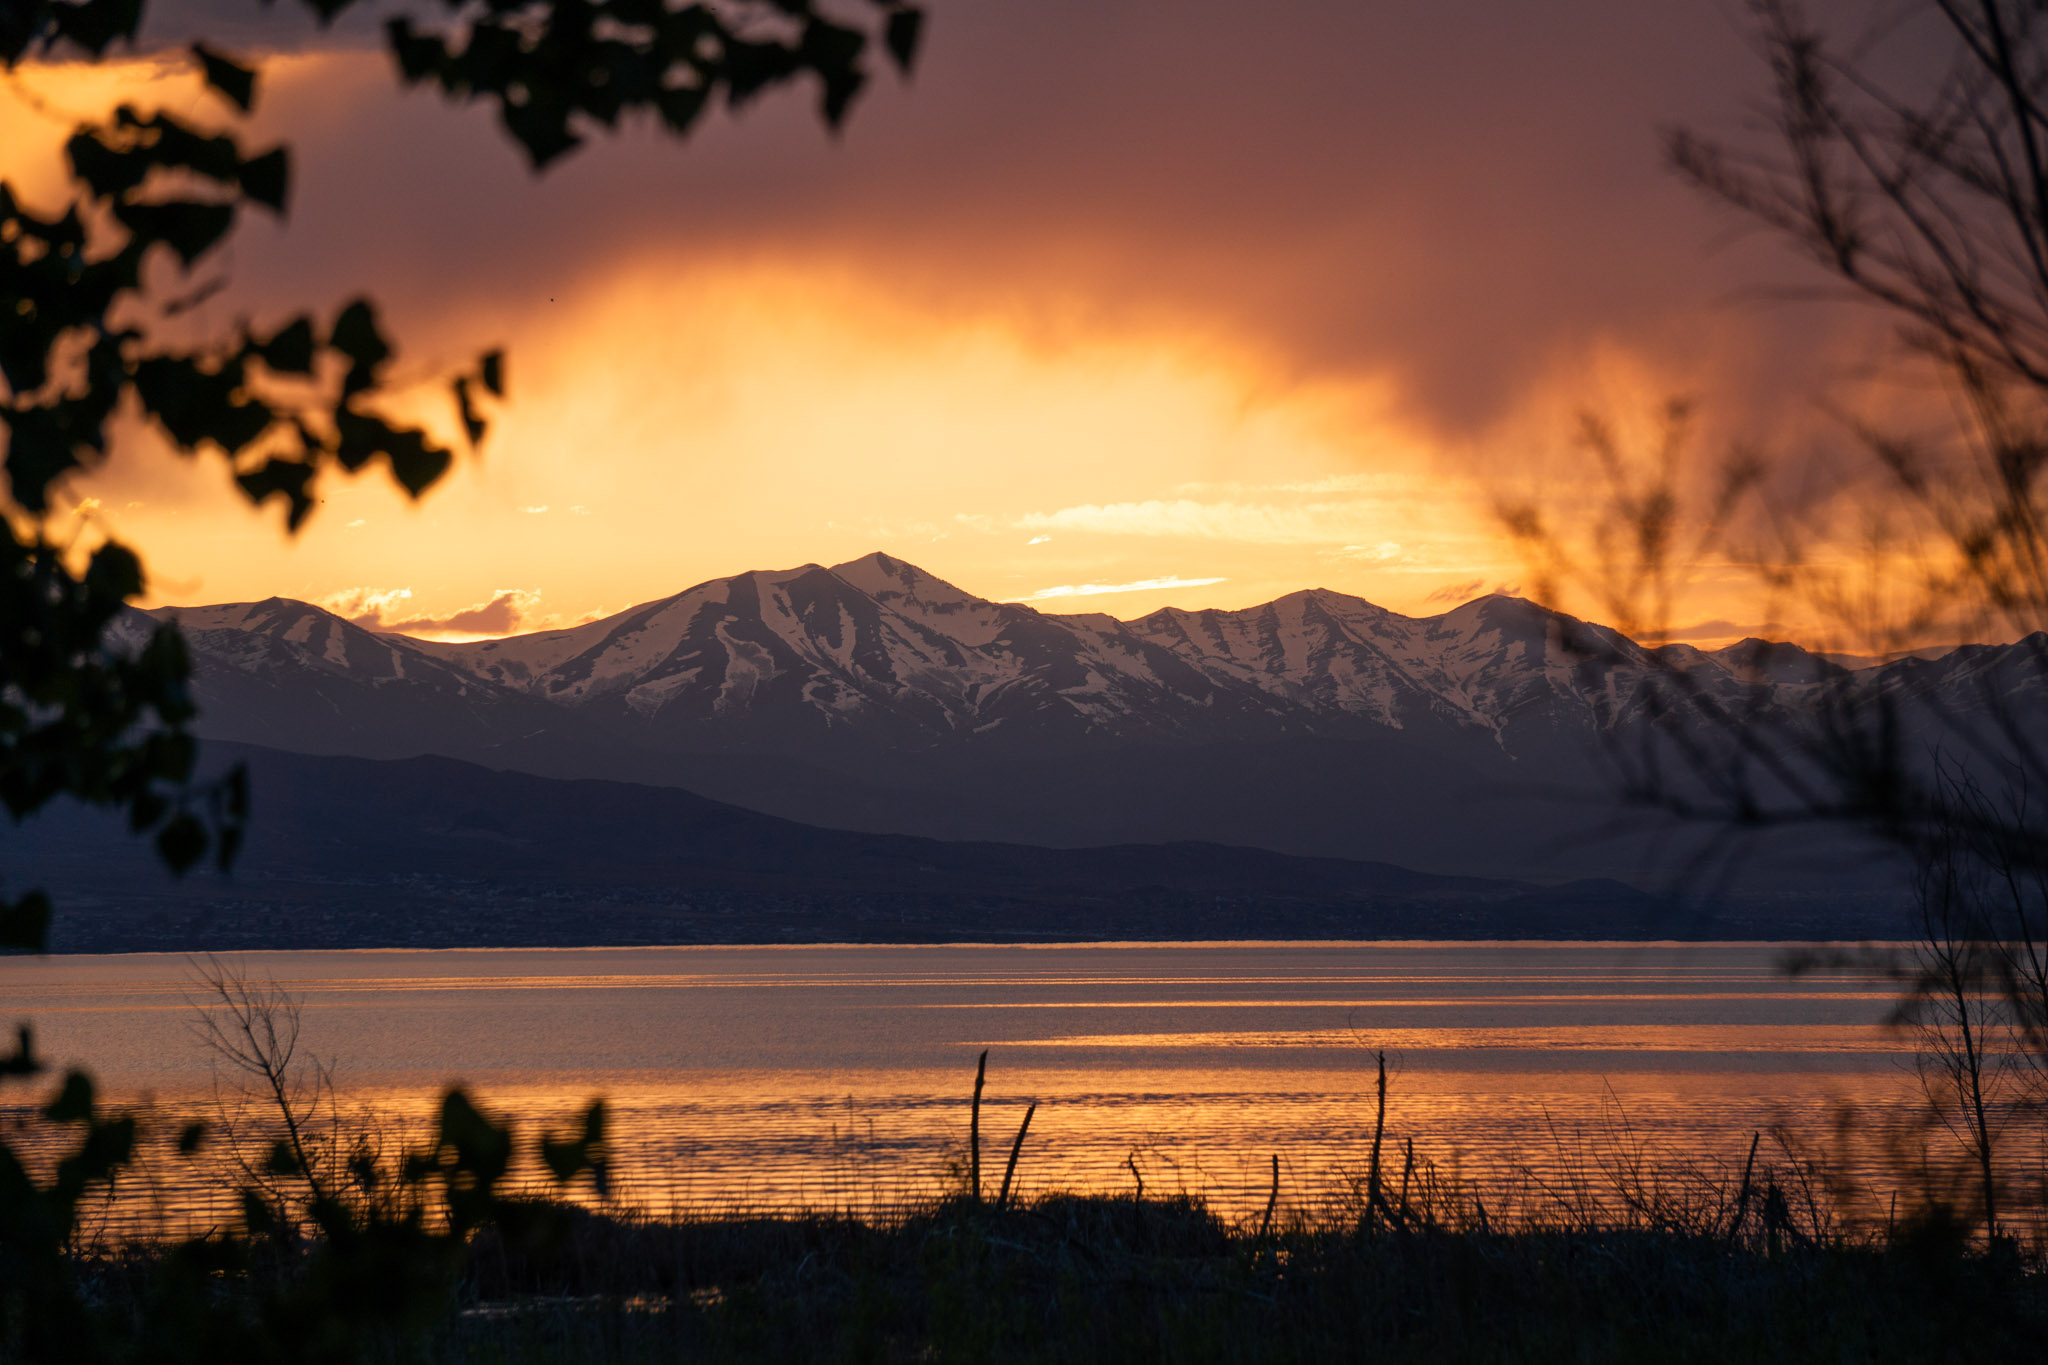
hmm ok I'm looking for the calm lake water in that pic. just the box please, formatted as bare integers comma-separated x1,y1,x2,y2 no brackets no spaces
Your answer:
0,942,1922,1224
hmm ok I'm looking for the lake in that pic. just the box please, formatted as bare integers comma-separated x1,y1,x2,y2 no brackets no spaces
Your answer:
0,942,1923,1225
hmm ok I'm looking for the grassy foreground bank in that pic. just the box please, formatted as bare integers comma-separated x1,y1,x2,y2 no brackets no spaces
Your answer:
10,1021,2045,1362
57,1191,2045,1364
443,1200,2048,1364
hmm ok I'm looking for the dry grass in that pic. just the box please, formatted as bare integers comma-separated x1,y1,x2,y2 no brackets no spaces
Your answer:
24,1020,2048,1362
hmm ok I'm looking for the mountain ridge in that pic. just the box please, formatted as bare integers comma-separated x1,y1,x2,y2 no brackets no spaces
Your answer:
150,553,1750,755
128,552,2028,885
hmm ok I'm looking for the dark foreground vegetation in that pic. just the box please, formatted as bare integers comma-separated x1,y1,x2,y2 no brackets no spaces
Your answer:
8,1,2048,1359
47,1191,2042,1365
9,1015,2046,1365
27,1148,2048,1364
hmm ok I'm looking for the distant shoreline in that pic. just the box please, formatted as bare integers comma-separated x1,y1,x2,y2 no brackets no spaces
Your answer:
19,937,1916,958
5,936,1920,959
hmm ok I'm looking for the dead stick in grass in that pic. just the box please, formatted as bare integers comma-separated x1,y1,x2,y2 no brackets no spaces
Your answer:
1728,1130,1760,1245
1258,1154,1280,1241
970,1050,987,1205
1364,1051,1411,1233
1398,1137,1415,1228
997,1101,1037,1210
1367,1050,1388,1231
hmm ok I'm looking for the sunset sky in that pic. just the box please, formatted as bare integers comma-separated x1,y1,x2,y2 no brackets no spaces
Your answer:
4,1,1936,644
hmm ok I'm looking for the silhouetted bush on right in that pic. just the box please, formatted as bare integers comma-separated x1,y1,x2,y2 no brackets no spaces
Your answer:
1498,0,2048,1256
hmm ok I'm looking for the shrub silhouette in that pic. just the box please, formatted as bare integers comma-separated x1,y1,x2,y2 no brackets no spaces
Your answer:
2,4,923,1356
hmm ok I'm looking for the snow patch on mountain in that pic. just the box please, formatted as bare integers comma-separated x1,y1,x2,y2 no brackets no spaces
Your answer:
149,555,1886,755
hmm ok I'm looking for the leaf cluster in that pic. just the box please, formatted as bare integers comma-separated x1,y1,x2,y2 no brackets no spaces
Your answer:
0,1036,141,1361
4,1,926,172
0,3,911,1358
1,46,494,949
3,2,918,956
1,1028,611,1365
3,55,497,531
0,526,244,948
384,0,926,169
0,1,146,66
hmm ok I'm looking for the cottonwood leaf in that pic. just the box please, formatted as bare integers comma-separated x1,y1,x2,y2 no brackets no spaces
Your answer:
155,813,206,872
259,317,316,374
192,44,257,111
115,201,236,266
238,147,290,213
885,8,923,74
330,299,392,395
42,1071,95,1123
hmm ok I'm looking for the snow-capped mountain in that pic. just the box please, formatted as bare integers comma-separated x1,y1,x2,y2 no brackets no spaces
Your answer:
132,552,2034,881
155,597,481,692
396,553,1284,748
1125,589,1659,748
132,596,563,758
379,551,1714,755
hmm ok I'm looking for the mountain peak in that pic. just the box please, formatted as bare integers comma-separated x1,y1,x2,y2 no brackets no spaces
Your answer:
1708,636,1844,684
151,596,338,634
1430,591,1546,630
830,551,986,610
832,549,909,579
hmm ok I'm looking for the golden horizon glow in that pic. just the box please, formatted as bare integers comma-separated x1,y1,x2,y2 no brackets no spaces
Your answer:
68,249,1544,629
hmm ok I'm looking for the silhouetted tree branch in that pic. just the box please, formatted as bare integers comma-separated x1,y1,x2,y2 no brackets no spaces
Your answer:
1506,0,2048,1240
2,4,919,1355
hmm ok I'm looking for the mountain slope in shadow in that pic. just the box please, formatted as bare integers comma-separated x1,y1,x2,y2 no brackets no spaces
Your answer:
10,743,1893,951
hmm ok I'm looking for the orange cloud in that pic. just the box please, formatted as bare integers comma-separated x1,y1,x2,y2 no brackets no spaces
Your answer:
322,587,537,639
1022,576,1228,602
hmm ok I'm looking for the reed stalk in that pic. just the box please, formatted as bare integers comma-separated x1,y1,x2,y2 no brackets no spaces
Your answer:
1366,1052,1386,1217
1729,1131,1760,1245
969,1049,986,1205
1398,1137,1415,1228
996,1101,1036,1211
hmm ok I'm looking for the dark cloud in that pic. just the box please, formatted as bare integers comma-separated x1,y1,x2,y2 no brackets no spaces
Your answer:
141,0,1926,444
